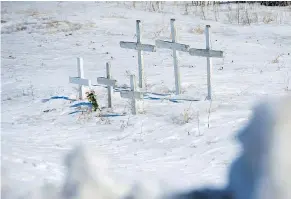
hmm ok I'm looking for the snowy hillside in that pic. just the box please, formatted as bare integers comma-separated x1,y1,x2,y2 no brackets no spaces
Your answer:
1,1,291,196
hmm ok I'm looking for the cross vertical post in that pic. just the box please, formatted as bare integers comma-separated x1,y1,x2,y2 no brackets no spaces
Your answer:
77,57,84,100
170,19,181,95
136,20,144,89
106,62,113,108
205,25,212,100
130,75,137,115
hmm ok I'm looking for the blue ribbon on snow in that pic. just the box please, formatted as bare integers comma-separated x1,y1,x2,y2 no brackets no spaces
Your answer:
149,92,171,96
169,99,180,103
68,110,126,117
169,98,200,102
143,95,199,103
70,102,92,108
99,113,126,117
42,96,76,103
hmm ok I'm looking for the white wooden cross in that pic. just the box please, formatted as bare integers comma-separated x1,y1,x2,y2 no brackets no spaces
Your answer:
69,57,91,100
155,19,190,95
120,20,156,89
188,25,224,100
97,62,117,108
120,75,143,115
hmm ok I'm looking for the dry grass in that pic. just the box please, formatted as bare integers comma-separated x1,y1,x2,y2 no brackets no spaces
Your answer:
271,54,284,64
182,107,194,124
125,2,291,26
151,24,167,39
1,19,93,34
191,25,204,34
171,103,194,125
76,107,94,123
263,15,275,24
100,14,127,19
45,20,82,33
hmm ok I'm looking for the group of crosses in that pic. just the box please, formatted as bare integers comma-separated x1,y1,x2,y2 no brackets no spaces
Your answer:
69,19,224,115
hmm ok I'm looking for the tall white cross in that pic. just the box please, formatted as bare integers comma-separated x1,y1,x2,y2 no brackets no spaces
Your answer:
188,25,224,100
120,20,156,89
97,62,117,108
120,75,143,115
69,57,91,100
155,19,190,95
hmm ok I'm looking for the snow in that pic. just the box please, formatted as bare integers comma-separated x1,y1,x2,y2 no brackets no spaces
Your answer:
1,1,291,198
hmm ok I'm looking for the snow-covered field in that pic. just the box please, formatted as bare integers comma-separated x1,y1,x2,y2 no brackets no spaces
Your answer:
1,1,291,196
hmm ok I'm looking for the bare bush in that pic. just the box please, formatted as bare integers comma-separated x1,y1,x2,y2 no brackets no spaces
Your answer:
271,54,284,64
190,25,204,34
263,15,275,24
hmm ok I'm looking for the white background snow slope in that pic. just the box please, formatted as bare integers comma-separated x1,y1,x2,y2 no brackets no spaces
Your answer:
1,1,291,195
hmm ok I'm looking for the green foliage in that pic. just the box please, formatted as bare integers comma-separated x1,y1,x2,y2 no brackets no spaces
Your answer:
86,90,99,112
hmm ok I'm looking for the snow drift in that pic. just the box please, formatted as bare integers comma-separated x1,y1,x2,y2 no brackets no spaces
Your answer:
2,95,291,199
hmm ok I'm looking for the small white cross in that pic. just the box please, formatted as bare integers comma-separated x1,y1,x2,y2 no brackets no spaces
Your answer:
120,75,143,115
97,62,117,108
69,57,91,100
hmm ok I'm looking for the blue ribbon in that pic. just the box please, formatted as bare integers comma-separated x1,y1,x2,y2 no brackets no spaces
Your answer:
42,96,76,103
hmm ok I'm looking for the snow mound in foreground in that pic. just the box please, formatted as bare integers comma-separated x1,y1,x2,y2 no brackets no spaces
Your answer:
173,95,291,199
2,95,291,199
227,95,291,199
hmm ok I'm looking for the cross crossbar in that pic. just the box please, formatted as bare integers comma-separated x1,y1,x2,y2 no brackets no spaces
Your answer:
120,91,143,99
120,42,156,52
97,77,117,87
189,48,223,58
69,77,91,86
155,40,190,52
